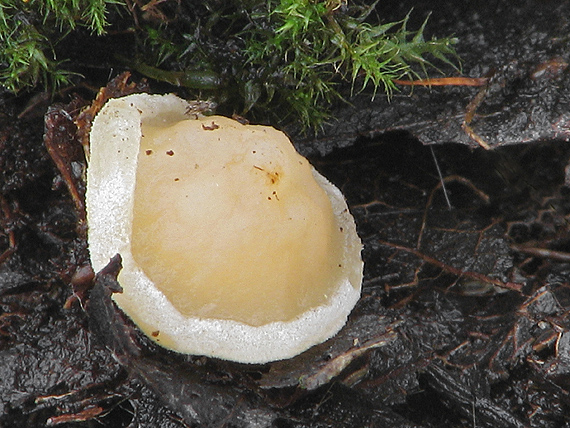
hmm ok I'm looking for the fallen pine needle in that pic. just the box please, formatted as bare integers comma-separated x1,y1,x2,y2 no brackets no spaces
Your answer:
394,77,489,87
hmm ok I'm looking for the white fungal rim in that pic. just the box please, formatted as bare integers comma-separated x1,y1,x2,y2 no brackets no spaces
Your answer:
87,93,363,364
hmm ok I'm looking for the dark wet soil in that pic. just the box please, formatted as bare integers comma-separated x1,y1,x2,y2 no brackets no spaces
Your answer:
2,0,570,427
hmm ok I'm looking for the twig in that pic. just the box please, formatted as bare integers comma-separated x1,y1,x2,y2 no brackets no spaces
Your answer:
379,239,523,293
394,76,489,87
462,80,492,150
511,244,570,263
0,195,17,265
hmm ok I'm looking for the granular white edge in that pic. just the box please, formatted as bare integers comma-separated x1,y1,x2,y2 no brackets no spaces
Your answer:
119,253,360,363
87,93,363,364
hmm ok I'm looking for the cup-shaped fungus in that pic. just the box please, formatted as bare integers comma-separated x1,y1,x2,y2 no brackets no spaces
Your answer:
86,93,363,363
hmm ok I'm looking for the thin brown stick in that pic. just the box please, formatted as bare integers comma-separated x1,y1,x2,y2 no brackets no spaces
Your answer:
462,80,493,150
394,77,489,87
378,239,523,293
511,244,570,263
0,196,17,265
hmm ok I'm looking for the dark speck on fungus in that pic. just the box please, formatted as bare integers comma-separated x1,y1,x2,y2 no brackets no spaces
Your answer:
201,121,220,130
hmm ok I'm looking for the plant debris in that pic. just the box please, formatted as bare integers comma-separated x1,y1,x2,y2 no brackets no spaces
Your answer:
3,0,570,426
299,0,570,154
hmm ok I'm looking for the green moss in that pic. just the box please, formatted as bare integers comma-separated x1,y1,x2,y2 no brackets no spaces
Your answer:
0,0,458,129
0,0,114,93
242,1,458,127
131,0,458,128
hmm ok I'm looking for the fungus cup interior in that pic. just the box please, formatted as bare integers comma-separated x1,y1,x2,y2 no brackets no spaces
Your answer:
86,93,363,363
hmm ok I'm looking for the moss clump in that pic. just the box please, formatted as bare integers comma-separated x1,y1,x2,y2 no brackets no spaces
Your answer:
0,0,113,93
239,1,458,127
1,0,458,128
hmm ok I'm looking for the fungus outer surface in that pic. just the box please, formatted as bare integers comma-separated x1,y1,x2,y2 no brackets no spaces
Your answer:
87,93,363,363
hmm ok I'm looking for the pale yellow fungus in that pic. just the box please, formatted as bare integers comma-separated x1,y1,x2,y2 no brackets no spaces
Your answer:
86,93,363,363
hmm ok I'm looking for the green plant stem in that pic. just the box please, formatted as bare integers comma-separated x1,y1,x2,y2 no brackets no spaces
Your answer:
118,57,224,90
